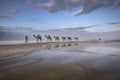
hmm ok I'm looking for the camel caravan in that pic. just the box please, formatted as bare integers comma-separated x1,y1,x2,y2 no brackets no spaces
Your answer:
25,34,78,44
25,34,79,44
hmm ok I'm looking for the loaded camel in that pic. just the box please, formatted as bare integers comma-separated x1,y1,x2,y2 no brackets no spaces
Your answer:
67,37,72,41
33,34,42,43
74,37,78,41
32,34,79,43
54,36,59,42
45,35,52,42
61,36,66,42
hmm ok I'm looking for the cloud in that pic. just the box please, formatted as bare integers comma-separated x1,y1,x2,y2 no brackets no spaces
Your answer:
108,21,120,25
30,18,39,22
0,26,18,40
0,26,33,32
26,0,35,6
63,27,89,31
47,24,99,32
26,0,33,4
85,25,100,28
8,8,18,13
35,27,120,40
37,0,120,16
0,25,120,40
0,14,10,19
0,26,34,40
71,7,83,16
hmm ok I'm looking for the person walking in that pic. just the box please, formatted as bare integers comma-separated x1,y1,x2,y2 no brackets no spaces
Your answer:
25,35,29,44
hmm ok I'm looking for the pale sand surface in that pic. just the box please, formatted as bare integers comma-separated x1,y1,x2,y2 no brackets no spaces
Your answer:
0,41,120,80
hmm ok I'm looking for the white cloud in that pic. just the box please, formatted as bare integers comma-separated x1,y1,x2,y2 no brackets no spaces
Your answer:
71,7,83,16
108,21,120,25
85,25,120,33
36,0,120,16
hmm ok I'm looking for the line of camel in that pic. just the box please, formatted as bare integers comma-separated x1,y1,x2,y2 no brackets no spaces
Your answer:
33,34,78,43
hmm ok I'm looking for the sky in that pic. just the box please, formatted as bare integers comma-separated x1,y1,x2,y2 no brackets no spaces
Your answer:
0,0,120,41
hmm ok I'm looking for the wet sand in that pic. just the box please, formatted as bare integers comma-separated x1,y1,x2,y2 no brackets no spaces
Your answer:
0,40,119,60
0,41,120,80
0,41,80,60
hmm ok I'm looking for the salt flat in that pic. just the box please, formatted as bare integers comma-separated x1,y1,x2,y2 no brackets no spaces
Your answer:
0,42,120,80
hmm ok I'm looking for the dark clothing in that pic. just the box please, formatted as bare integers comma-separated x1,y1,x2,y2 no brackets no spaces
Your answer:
25,36,29,44
25,36,28,40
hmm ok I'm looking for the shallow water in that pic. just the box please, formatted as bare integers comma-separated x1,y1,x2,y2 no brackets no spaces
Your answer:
0,42,120,80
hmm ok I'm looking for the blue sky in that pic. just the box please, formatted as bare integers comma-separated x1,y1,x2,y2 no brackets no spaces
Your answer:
0,0,120,40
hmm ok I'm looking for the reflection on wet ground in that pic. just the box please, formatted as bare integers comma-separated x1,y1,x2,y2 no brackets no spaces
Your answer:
0,42,120,80
0,42,79,60
45,42,78,49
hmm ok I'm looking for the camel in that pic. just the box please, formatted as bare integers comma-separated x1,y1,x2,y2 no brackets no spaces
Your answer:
33,34,42,43
61,36,66,42
45,35,52,41
74,37,78,41
67,37,72,41
98,38,101,40
54,36,59,41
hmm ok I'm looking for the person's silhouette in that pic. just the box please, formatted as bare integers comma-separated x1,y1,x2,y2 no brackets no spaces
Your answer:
25,35,29,44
